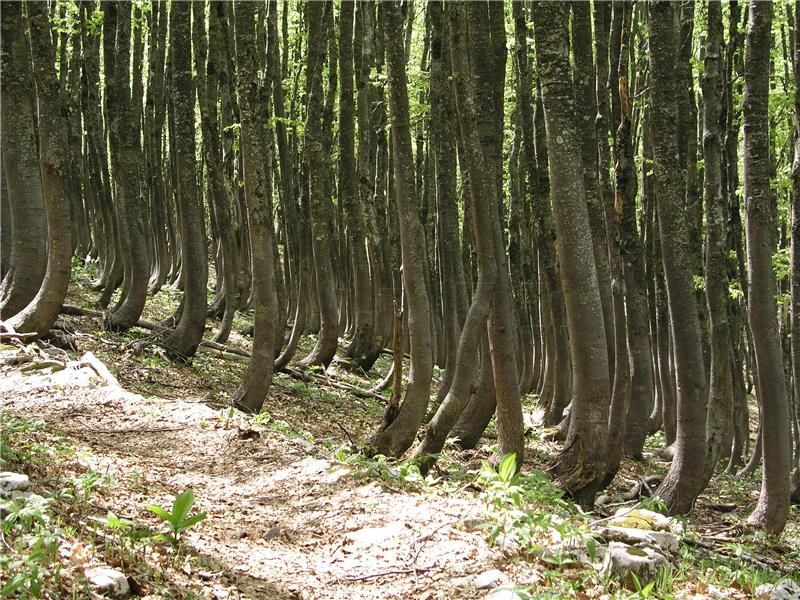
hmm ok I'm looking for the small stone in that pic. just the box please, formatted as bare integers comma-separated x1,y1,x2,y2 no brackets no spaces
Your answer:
0,472,30,492
461,518,486,532
599,541,667,586
84,567,130,598
754,580,800,600
473,569,509,590
263,527,283,540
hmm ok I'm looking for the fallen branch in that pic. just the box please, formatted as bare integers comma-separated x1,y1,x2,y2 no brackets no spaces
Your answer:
683,536,795,575
344,566,432,582
61,304,161,332
282,366,386,401
64,426,186,435
76,351,122,388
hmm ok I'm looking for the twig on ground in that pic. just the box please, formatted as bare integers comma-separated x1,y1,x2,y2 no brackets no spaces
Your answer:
344,566,432,582
64,426,187,435
336,421,358,449
410,521,453,564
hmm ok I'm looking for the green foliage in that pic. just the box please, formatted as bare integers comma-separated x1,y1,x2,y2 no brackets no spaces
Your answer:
477,454,597,564
638,496,669,515
145,490,207,546
333,446,439,489
629,572,655,599
0,494,60,599
0,415,49,467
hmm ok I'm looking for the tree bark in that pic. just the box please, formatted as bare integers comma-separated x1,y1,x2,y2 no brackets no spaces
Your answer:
533,1,610,506
7,1,72,338
104,1,149,331
648,0,708,515
367,1,433,458
300,1,340,369
229,0,280,414
0,1,46,320
156,0,208,359
743,0,790,534
702,0,733,484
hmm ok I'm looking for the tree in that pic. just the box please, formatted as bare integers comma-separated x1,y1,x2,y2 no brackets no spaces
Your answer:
648,0,707,515
104,1,149,331
702,0,733,482
6,1,72,338
743,0,790,534
155,0,208,359
300,1,340,369
0,1,46,320
229,0,280,414
532,1,610,506
367,1,433,458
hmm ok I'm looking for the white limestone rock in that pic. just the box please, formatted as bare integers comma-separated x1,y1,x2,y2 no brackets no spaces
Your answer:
473,569,510,590
754,580,800,600
599,541,667,585
84,567,130,598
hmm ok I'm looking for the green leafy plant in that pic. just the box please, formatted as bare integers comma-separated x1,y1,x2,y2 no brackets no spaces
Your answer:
630,572,655,599
145,490,207,546
476,454,597,567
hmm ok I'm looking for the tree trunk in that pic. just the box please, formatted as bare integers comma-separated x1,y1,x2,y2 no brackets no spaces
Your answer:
104,1,149,331
156,0,208,359
648,0,708,515
702,0,733,483
229,0,280,414
533,1,610,506
300,1,340,369
8,1,72,338
367,1,433,458
743,0,790,534
0,1,46,319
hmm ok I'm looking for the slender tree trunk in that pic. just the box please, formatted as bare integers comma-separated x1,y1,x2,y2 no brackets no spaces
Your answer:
791,0,800,500
339,1,375,373
104,1,149,331
300,1,340,369
156,0,208,359
616,2,654,460
413,3,499,468
533,1,610,506
367,1,433,458
648,0,708,515
230,0,280,414
702,0,733,483
743,0,790,534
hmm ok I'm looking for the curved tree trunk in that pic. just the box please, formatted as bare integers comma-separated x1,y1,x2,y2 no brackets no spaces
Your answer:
743,0,790,534
648,0,708,515
156,0,208,359
367,1,433,458
229,0,280,414
7,1,72,338
413,2,498,468
533,1,610,507
300,1,340,369
104,1,149,332
0,1,46,320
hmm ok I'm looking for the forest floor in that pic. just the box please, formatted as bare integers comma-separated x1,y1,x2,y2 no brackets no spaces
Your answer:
1,264,799,600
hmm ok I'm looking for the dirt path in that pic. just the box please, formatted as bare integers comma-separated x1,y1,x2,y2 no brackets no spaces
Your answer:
0,356,500,599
